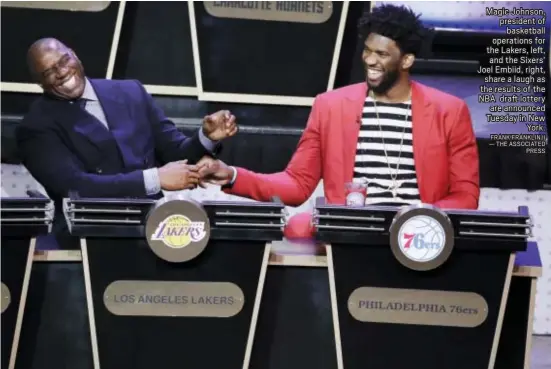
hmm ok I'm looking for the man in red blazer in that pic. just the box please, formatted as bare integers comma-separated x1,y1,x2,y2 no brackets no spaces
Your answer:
199,4,480,237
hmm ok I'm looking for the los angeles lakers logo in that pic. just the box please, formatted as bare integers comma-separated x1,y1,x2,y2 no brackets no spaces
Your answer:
145,199,211,263
151,214,207,249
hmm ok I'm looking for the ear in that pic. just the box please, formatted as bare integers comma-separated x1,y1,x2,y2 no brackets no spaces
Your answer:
401,53,415,70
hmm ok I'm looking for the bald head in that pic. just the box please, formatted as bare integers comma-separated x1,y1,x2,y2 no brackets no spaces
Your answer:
27,38,67,76
27,38,86,100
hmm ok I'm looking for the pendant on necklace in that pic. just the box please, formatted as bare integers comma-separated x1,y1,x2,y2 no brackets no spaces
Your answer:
390,182,400,198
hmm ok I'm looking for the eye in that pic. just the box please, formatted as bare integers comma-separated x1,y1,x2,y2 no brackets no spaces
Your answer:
60,55,71,66
42,69,54,78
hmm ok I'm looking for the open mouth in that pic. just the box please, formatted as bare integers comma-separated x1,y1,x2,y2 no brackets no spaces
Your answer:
367,69,383,81
57,74,78,90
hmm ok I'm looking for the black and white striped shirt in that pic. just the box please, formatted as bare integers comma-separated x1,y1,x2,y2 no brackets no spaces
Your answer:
353,96,421,206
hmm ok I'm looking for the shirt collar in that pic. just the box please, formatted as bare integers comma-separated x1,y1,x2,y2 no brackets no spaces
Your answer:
81,78,98,101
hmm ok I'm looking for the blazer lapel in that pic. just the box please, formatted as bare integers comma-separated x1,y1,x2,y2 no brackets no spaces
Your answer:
411,81,435,201
47,96,113,153
89,79,132,168
88,79,126,133
342,83,368,185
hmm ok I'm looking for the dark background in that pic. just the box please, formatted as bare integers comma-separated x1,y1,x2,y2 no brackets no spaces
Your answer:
1,0,550,187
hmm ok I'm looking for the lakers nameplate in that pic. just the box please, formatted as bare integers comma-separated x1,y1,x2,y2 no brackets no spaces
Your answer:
104,280,245,318
348,287,488,328
1,282,11,314
204,1,333,24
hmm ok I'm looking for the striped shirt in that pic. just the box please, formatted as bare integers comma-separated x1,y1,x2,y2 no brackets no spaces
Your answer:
353,96,421,206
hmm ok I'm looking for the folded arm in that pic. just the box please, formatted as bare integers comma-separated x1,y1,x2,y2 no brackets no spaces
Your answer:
434,102,480,209
225,96,325,206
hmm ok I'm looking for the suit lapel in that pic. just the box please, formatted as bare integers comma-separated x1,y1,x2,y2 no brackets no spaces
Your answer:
47,95,113,153
411,82,435,201
46,79,131,168
89,79,132,168
342,83,368,184
88,79,126,134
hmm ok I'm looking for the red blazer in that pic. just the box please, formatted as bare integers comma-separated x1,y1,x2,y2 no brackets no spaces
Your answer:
225,81,480,237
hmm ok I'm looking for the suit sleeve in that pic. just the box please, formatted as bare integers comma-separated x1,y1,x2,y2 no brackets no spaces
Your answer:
136,81,212,164
434,102,480,209
225,95,325,206
16,123,147,199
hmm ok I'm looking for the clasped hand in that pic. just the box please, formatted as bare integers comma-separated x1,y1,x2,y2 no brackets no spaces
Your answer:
202,110,238,141
157,109,237,191
158,157,233,191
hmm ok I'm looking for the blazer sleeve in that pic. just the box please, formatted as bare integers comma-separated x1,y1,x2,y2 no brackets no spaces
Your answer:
135,81,213,165
224,95,325,206
16,122,147,199
434,102,480,209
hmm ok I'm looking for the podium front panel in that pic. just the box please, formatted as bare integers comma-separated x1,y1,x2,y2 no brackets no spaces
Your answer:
249,265,338,369
495,276,532,369
83,237,268,369
330,245,513,369
1,237,35,369
495,241,541,369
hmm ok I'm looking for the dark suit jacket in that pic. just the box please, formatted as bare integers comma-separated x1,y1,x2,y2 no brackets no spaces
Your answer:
16,78,214,248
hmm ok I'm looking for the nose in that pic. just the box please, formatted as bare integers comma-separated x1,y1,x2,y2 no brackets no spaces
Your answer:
364,52,378,67
56,66,71,79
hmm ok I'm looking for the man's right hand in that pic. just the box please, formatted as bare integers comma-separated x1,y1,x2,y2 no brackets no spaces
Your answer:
196,157,235,186
158,160,200,191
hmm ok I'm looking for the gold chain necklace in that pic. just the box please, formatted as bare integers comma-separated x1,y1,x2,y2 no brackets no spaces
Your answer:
371,93,411,199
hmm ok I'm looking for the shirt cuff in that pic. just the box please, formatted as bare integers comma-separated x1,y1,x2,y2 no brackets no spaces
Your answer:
230,166,237,185
143,168,161,195
198,127,218,153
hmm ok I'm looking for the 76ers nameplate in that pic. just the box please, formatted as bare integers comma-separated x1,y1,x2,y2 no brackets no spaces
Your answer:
389,204,455,271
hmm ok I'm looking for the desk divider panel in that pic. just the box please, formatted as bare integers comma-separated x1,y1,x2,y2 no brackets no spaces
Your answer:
314,203,532,369
495,241,542,369
64,196,285,369
1,196,53,369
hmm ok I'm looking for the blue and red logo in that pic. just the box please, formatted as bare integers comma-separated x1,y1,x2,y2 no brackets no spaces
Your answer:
398,215,446,262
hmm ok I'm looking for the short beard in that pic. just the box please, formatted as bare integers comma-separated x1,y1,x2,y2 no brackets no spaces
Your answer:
366,68,400,95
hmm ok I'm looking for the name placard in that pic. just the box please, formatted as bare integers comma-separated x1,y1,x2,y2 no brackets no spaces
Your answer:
348,287,488,328
104,280,245,318
204,1,333,24
0,1,111,12
1,282,11,314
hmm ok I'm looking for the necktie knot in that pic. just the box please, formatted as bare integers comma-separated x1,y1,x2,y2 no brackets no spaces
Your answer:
73,98,88,109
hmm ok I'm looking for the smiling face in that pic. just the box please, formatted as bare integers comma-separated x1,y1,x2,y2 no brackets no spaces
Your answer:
29,40,86,100
362,33,414,95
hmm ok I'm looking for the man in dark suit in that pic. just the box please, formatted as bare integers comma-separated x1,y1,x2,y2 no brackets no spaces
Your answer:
16,38,238,249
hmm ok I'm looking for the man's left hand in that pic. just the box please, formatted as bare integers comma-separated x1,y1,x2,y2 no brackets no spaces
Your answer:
202,110,238,141
196,156,234,187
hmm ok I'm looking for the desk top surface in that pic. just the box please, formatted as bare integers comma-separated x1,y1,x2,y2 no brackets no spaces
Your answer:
515,241,542,268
